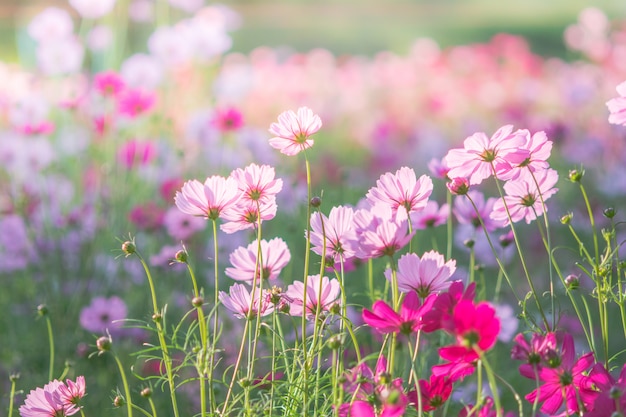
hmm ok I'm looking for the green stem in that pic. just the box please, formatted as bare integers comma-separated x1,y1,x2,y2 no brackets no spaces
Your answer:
148,398,158,417
113,353,134,417
221,318,251,415
130,403,152,417
481,354,503,417
301,154,314,415
185,262,207,417
8,377,16,417
209,219,220,414
45,316,54,381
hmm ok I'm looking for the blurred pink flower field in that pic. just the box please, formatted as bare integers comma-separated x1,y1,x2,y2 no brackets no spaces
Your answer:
2,1,626,416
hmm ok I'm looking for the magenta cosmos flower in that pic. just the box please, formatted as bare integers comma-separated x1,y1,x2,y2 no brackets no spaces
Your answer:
225,237,291,283
93,70,125,97
490,168,558,225
230,163,283,205
219,283,274,320
116,88,155,118
268,106,322,156
444,125,528,185
409,374,453,413
385,251,456,298
607,80,626,126
285,275,341,319
362,291,436,335
583,363,626,417
525,333,595,416
366,167,433,221
20,377,85,417
175,175,241,220
309,205,357,263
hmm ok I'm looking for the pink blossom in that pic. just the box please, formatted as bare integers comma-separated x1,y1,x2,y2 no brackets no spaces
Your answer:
220,199,277,234
362,291,436,335
79,296,127,334
490,168,559,225
120,53,163,90
386,251,456,297
427,157,449,180
607,81,626,126
309,205,357,263
117,88,156,118
454,190,504,232
212,106,244,132
495,129,553,180
525,333,596,415
27,7,74,42
86,25,113,52
285,275,341,319
444,125,528,185
352,204,414,259
162,206,206,241
69,0,117,19
148,25,194,67
230,163,283,205
174,176,241,220
583,363,626,417
268,107,322,156
93,71,126,97
511,331,559,379
219,283,273,319
408,374,453,412
446,177,469,195
225,238,291,283
128,202,165,231
366,167,433,221
36,36,84,76
20,377,85,417
410,200,449,229
117,139,157,168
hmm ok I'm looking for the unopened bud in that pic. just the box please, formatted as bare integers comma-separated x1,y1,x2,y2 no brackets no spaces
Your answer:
238,377,252,388
463,238,475,249
310,196,322,208
328,335,342,350
37,304,49,316
192,296,204,308
447,177,470,195
603,207,616,219
174,249,188,263
560,213,573,225
152,313,162,323
122,241,136,256
568,168,583,183
97,336,112,352
113,396,125,407
9,373,20,382
141,387,152,398
564,274,579,290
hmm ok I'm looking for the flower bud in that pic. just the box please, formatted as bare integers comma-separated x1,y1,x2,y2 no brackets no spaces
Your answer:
603,207,616,219
37,304,49,317
564,274,579,290
152,313,162,323
463,238,475,249
328,335,342,350
9,373,20,382
238,377,252,388
499,231,514,248
97,336,112,352
141,387,152,398
122,240,136,256
192,296,204,308
560,213,573,225
174,249,188,263
447,177,469,195
310,196,322,207
568,168,584,183
113,396,125,407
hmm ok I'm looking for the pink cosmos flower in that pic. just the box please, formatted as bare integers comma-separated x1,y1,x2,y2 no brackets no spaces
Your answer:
525,333,595,415
583,363,626,417
408,374,453,412
230,163,283,205
446,177,470,195
444,125,528,185
309,205,357,264
385,251,456,298
366,167,433,221
117,88,156,118
212,106,244,132
607,80,626,126
490,168,559,225
342,356,388,401
454,190,504,233
162,206,206,241
268,107,322,156
511,331,558,379
93,71,126,97
79,296,127,334
362,291,436,335
285,275,341,319
427,157,449,180
225,237,291,283
219,283,274,319
352,204,414,259
20,377,85,417
220,199,277,234
495,129,553,181
117,139,157,169
69,0,117,19
459,397,514,417
410,200,449,229
174,176,241,220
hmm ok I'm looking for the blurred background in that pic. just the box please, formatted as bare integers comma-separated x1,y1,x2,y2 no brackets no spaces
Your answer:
2,0,625,62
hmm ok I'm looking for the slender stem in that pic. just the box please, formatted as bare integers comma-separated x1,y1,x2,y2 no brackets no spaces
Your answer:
481,354,503,417
148,398,158,417
407,334,422,416
8,377,16,417
113,353,134,417
368,259,375,304
446,191,453,260
185,262,207,417
45,316,54,381
301,154,313,415
209,219,220,414
221,318,251,414
130,404,152,417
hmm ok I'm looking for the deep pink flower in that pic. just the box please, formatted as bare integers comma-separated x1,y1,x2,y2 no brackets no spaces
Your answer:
385,251,456,298
309,205,357,263
285,275,341,319
459,397,515,417
583,363,626,417
212,106,244,132
225,237,291,283
117,139,157,168
342,356,387,401
93,71,126,97
607,80,626,126
490,168,559,225
352,204,414,259
174,176,241,220
410,200,449,229
220,199,277,234
128,202,165,231
525,333,596,415
230,163,283,205
408,374,453,412
422,281,476,333
268,107,322,156
444,125,528,185
362,291,436,335
339,378,408,417
79,296,127,334
219,283,274,319
446,177,470,195
511,331,558,379
117,88,155,117
366,167,433,221
438,300,500,364
495,129,553,181
20,377,85,417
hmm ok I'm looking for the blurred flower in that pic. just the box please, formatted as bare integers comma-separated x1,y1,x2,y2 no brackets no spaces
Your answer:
410,200,449,229
93,71,125,97
225,237,291,283
148,25,193,67
386,251,456,298
86,25,113,52
120,53,163,90
36,36,84,76
268,107,322,156
79,296,127,334
69,0,117,19
129,0,154,22
169,0,204,13
117,89,156,118
117,139,157,169
409,374,453,413
366,167,433,221
211,106,244,132
163,206,206,241
493,303,518,343
454,190,503,232
607,80,626,126
285,275,341,319
0,214,33,273
27,7,74,42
